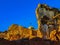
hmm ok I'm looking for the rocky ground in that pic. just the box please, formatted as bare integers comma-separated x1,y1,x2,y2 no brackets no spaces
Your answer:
0,37,60,45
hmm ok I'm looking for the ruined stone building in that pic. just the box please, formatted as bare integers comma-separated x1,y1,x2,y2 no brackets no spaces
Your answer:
36,4,60,41
0,4,60,41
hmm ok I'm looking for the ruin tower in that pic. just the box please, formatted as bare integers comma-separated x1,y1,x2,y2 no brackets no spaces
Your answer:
36,4,43,38
36,4,46,30
36,4,41,31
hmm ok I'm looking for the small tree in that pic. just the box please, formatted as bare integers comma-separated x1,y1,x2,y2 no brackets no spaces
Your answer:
28,26,34,29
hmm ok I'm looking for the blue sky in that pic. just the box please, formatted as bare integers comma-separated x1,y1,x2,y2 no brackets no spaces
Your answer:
0,0,60,32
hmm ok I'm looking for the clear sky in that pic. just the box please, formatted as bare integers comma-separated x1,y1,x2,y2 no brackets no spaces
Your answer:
0,0,60,32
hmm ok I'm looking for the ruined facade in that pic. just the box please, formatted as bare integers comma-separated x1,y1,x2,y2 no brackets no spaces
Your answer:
36,4,60,41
